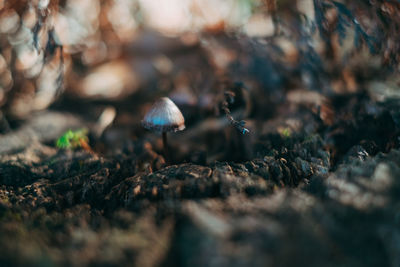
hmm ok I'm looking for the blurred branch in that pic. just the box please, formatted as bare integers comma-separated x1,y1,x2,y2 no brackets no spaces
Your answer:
221,88,250,135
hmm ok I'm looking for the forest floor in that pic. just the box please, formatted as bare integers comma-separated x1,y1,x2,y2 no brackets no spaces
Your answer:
0,87,399,267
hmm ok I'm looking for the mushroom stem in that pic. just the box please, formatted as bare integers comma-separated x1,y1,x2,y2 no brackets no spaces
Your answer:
162,131,169,163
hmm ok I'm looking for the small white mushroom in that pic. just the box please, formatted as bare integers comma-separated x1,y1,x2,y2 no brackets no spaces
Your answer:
142,97,185,162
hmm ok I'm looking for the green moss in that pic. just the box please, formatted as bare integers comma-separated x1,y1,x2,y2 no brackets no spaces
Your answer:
281,128,292,138
56,129,89,150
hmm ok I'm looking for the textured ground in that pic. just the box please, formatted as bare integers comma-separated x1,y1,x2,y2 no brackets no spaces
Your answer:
0,94,399,267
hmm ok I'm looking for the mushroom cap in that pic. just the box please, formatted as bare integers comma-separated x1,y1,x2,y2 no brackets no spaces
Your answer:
142,97,185,132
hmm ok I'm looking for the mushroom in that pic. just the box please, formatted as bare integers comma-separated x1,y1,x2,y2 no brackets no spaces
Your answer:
142,97,185,163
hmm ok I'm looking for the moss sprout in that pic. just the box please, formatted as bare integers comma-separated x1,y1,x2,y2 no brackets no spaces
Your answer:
56,129,90,151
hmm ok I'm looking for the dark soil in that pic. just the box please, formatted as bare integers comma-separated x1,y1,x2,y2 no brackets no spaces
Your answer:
0,91,399,267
